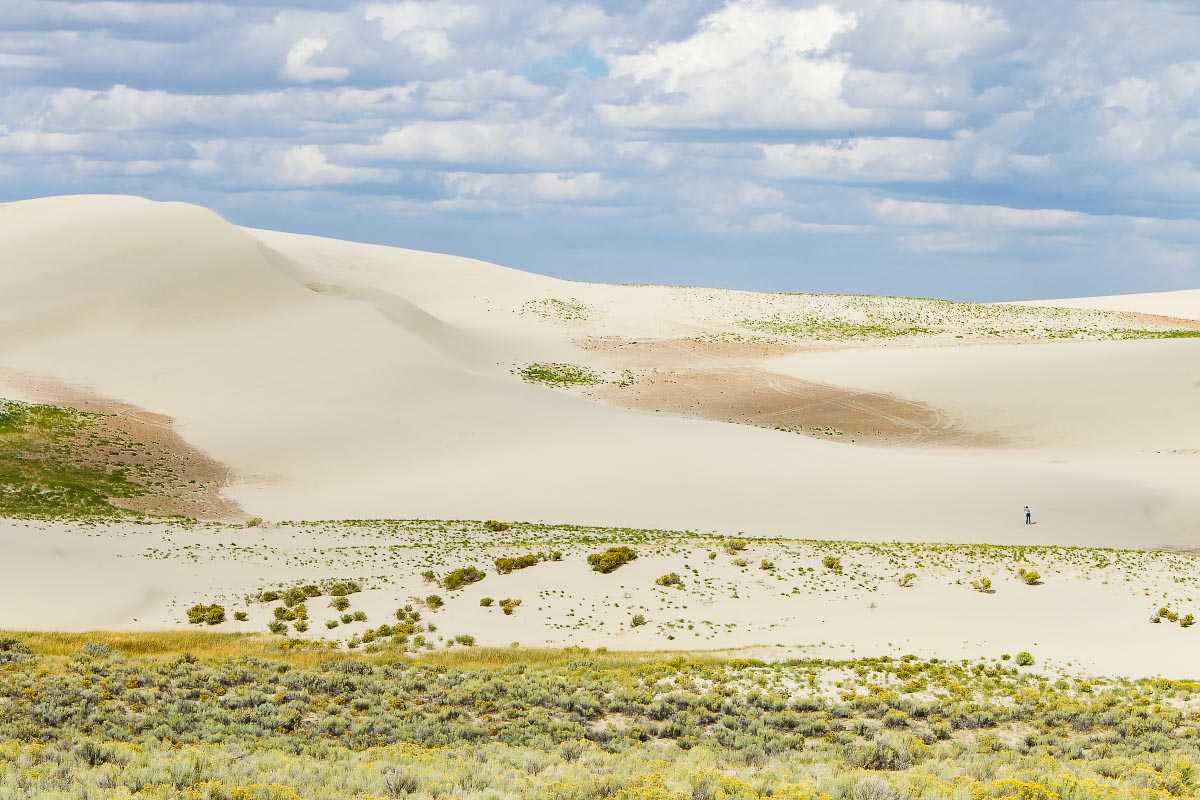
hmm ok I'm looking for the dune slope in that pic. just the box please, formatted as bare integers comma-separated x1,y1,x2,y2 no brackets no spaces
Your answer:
0,195,1197,550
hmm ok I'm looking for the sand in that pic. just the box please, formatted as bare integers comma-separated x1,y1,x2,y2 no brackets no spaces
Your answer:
1,194,1198,676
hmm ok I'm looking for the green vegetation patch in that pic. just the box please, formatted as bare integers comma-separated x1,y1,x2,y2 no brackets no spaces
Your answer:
517,362,605,387
0,398,146,519
0,641,1199,800
587,546,638,573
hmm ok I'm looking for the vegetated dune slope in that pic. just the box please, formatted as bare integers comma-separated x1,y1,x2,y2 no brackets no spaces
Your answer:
1,195,1197,548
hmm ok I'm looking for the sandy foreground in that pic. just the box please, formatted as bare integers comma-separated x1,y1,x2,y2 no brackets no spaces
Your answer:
1,194,1199,675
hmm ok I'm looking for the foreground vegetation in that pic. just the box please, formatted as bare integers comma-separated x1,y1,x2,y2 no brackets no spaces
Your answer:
1,633,1199,800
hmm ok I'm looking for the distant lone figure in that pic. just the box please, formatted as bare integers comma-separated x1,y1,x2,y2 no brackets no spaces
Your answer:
1024,505,1032,525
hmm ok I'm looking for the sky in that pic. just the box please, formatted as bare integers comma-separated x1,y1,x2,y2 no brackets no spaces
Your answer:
2,1,1199,300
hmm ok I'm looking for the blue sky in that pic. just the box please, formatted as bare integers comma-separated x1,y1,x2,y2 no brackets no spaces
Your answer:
2,0,1199,300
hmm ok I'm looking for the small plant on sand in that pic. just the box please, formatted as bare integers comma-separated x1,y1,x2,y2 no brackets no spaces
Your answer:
1017,568,1042,585
421,570,438,584
723,539,748,554
425,595,444,610
822,556,842,571
656,573,683,588
1182,614,1196,628
331,596,350,612
631,614,647,627
325,619,339,629
233,611,248,622
443,566,486,591
897,573,916,588
587,546,638,574
518,363,603,387
480,597,494,607
733,558,748,567
453,634,477,647
759,559,775,571
267,620,288,635
1015,651,1035,666
499,598,522,615
484,520,511,532
972,577,994,593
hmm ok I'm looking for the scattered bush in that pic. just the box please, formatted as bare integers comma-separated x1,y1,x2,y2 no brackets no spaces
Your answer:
723,539,748,554
443,566,486,590
326,581,362,597
971,577,993,593
897,573,916,588
233,611,249,621
480,598,494,607
656,573,683,588
267,620,288,635
453,634,476,647
631,614,647,627
186,604,225,625
759,559,775,570
331,596,350,612
484,520,511,532
822,556,842,571
1015,651,1035,666
499,598,522,615
495,554,541,574
1017,568,1042,585
587,546,638,574
425,595,444,610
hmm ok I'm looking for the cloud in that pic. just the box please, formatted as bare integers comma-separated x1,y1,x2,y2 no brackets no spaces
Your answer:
1,0,1199,298
282,37,350,83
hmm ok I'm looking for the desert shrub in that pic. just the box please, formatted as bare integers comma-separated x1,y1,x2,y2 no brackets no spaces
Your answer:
852,776,900,800
724,539,748,554
480,598,494,607
897,573,916,587
656,573,683,588
495,554,541,574
341,614,354,624
186,604,225,625
733,558,749,567
331,596,350,612
587,546,638,574
0,638,33,664
1017,568,1042,585
631,614,647,627
425,595,444,609
325,619,339,629
760,559,775,570
855,734,922,771
499,598,522,615
233,611,248,621
822,556,842,570
293,620,309,633
327,581,362,596
454,635,477,647
352,611,367,621
484,520,511,532
443,566,486,591
972,577,993,593
384,766,420,797
1016,651,1035,666
267,620,288,635
259,590,280,602
274,606,296,622
284,587,308,607
421,570,438,584
1182,614,1196,628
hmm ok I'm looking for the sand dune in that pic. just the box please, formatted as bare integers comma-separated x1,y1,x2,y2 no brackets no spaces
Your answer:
1016,288,1200,320
2,194,1200,675
0,195,1197,550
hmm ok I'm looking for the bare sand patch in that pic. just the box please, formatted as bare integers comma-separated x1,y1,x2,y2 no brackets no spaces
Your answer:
591,366,999,446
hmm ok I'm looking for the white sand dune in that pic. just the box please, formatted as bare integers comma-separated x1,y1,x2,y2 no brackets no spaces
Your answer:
1015,288,1200,320
0,195,1197,550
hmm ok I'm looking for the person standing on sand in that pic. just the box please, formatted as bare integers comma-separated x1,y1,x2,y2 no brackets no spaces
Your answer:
1025,505,1032,525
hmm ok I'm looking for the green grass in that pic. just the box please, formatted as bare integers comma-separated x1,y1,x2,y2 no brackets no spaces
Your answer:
0,398,146,519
